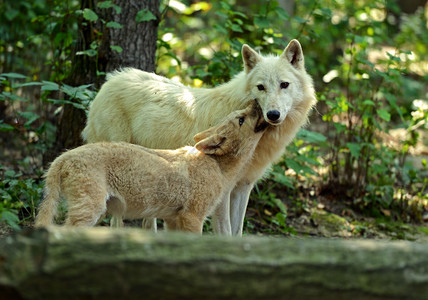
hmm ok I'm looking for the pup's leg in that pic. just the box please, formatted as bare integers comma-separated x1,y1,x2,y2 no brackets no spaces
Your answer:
211,191,232,236
142,218,157,233
166,212,203,234
65,190,109,227
163,218,178,231
110,216,124,227
229,181,254,236
107,197,125,228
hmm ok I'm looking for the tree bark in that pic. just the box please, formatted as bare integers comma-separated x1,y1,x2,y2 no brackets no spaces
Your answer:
1,227,428,300
103,0,160,73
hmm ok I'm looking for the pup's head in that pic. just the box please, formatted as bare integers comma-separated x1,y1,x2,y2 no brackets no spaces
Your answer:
242,39,314,126
193,100,268,156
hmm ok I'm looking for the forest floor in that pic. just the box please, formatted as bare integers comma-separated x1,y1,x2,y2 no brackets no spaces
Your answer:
247,191,428,242
1,194,427,241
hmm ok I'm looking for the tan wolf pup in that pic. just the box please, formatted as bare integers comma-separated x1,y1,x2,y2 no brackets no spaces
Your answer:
35,102,268,232
82,39,316,235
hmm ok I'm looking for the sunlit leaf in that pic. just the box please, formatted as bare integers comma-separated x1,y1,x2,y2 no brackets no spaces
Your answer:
377,109,391,121
76,49,97,57
346,142,362,158
83,8,98,21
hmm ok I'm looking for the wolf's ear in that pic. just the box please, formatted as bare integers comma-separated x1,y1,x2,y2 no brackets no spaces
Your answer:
195,134,227,155
281,39,304,69
242,44,261,73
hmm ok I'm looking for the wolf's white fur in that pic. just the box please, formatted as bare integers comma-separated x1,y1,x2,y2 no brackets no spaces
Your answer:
82,39,316,235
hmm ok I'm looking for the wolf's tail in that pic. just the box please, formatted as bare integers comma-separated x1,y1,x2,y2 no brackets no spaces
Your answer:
35,161,63,227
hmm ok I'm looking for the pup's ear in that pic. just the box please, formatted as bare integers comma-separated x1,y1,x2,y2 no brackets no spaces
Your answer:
242,44,261,73
281,39,304,69
194,128,213,143
195,134,227,155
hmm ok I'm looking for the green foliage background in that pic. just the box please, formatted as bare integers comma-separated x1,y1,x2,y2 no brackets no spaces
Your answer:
0,0,427,233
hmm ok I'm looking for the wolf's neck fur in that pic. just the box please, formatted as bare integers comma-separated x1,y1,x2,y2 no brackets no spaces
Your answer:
209,141,258,185
190,72,250,121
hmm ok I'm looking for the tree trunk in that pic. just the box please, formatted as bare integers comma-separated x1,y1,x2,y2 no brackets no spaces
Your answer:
44,0,160,164
103,0,160,73
1,227,428,300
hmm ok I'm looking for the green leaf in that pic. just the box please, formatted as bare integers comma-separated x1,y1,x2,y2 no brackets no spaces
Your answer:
213,24,228,35
254,17,269,28
385,93,404,120
0,121,14,132
297,129,327,143
346,142,362,158
275,7,289,20
386,52,401,62
230,23,243,32
0,210,21,230
270,166,294,189
354,35,365,44
231,11,247,19
362,99,375,106
135,9,156,23
377,109,391,122
5,9,19,21
1,91,28,102
18,111,40,127
4,169,17,178
0,73,27,79
97,0,121,12
293,16,307,24
41,81,59,91
12,82,42,88
83,8,98,21
275,212,287,227
285,158,304,174
106,21,123,29
272,198,287,214
110,45,123,53
76,49,97,57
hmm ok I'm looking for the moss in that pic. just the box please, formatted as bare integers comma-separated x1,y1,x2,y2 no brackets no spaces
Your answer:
417,226,428,236
311,211,351,236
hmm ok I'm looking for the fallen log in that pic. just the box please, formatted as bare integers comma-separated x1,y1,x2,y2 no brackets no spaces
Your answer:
0,227,427,300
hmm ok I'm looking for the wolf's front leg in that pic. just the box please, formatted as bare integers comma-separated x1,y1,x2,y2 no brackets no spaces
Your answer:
211,191,232,236
229,181,253,236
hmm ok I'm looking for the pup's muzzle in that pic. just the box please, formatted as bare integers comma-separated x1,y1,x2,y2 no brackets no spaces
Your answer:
253,99,270,133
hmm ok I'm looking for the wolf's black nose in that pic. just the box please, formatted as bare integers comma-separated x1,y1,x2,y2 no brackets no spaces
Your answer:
267,110,280,121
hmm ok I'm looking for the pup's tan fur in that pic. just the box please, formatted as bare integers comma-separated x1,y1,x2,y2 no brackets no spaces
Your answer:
35,102,267,233
82,39,316,235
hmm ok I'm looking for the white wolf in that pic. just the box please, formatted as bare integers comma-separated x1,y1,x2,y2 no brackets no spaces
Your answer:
82,39,316,236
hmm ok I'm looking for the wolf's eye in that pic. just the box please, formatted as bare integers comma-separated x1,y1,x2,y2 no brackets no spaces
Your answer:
239,117,245,126
280,82,290,89
257,84,265,91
